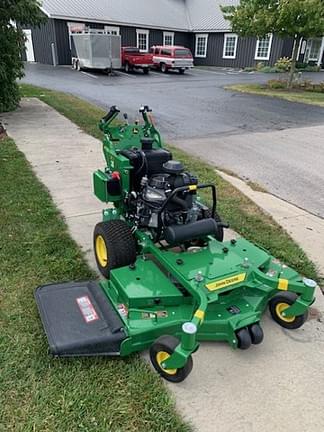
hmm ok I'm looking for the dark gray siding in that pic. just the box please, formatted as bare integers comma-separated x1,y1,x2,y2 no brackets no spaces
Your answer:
174,32,191,48
281,38,294,58
29,19,56,65
120,26,136,46
54,20,71,65
194,33,285,68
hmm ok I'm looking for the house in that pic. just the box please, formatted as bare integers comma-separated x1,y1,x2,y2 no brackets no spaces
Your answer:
22,0,324,69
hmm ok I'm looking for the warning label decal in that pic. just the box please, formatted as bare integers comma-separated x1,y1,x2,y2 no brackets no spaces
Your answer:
76,296,99,323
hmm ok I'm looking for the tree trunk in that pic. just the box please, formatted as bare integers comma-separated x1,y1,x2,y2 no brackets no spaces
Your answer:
287,36,302,89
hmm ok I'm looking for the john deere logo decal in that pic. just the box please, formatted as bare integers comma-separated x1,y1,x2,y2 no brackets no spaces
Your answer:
206,273,246,291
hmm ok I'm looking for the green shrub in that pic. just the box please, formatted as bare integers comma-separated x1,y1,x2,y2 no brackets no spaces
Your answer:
274,56,292,72
244,66,257,72
256,61,265,70
267,79,287,89
304,65,321,72
0,1,44,112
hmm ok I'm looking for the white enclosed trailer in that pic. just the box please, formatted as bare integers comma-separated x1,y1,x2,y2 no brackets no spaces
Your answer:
71,31,121,72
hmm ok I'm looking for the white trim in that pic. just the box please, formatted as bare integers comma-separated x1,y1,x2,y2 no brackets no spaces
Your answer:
255,34,273,60
223,33,238,59
195,33,208,58
317,37,324,66
136,28,149,52
23,29,35,62
104,25,120,35
163,31,174,46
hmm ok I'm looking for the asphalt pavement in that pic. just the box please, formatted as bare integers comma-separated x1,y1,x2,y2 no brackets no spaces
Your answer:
21,63,324,217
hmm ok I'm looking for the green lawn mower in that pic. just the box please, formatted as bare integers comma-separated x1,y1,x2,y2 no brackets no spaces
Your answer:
35,105,318,382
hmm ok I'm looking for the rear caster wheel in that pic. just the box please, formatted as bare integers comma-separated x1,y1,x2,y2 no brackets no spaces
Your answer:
150,335,193,383
269,292,308,329
236,327,252,350
249,323,264,345
93,219,136,278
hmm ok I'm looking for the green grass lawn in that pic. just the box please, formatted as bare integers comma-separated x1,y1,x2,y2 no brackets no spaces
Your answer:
226,84,324,107
0,137,190,432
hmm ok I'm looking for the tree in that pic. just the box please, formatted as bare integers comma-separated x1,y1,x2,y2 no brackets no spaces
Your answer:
0,1,44,112
221,0,324,88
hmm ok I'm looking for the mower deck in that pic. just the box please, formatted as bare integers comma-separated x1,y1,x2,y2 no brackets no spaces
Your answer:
35,281,126,357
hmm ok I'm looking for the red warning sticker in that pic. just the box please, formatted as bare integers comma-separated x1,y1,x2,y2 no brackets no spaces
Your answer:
76,296,99,323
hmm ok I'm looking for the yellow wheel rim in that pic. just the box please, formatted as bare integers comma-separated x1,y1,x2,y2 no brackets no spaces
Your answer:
275,302,295,323
156,351,177,376
95,235,108,268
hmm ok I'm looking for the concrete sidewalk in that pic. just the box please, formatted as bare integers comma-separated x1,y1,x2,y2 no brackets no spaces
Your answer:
2,98,324,432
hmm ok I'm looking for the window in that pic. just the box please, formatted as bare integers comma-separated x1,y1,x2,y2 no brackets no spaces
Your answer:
161,49,172,56
136,29,149,52
104,26,120,35
163,31,174,46
223,33,238,59
305,38,322,61
195,34,208,58
255,34,273,60
174,48,191,57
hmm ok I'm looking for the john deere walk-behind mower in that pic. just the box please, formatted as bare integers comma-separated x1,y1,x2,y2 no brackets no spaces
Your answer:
35,106,318,382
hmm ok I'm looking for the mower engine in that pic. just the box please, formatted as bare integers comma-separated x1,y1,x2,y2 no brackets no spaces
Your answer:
94,105,224,244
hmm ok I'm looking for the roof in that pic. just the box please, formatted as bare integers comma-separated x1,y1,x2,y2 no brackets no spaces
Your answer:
186,0,239,32
40,0,238,32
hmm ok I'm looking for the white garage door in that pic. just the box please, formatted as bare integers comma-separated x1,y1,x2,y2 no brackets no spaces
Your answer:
23,29,35,62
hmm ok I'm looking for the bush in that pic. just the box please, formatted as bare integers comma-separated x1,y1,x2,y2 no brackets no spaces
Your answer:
244,66,257,72
0,1,44,112
256,62,265,70
275,57,292,72
267,79,287,89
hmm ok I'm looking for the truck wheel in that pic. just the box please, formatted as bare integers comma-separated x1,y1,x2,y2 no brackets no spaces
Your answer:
269,292,308,329
93,220,136,278
161,63,168,73
125,62,132,73
179,68,185,74
143,67,149,75
150,335,193,383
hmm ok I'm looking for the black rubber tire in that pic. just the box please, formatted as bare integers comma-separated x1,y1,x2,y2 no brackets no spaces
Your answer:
161,63,168,73
249,323,264,345
269,292,308,329
201,208,224,242
179,68,185,74
93,219,136,278
236,327,252,350
150,335,193,383
143,67,149,74
125,62,132,73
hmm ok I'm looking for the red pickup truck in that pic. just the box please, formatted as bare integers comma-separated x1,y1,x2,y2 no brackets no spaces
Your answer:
121,47,153,74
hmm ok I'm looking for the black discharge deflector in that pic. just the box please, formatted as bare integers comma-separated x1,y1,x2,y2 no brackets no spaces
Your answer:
35,281,126,357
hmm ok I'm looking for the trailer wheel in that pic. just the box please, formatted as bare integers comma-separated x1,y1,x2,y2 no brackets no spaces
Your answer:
236,327,252,350
150,335,193,383
72,59,76,70
93,219,136,278
269,292,308,329
76,60,81,71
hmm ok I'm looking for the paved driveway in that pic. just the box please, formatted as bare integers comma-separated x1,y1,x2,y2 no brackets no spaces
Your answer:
21,64,324,217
